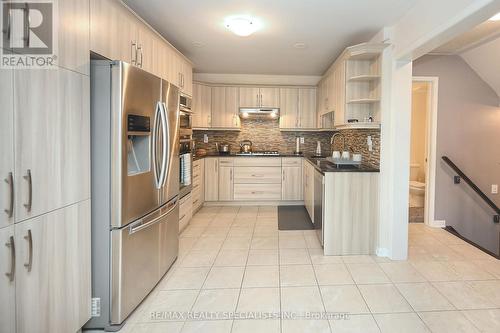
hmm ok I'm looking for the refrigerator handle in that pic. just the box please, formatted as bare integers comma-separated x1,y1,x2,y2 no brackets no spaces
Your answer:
152,102,162,189
158,102,169,188
129,198,178,234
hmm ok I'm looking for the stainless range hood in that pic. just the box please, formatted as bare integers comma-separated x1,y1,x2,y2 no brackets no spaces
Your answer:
239,108,280,119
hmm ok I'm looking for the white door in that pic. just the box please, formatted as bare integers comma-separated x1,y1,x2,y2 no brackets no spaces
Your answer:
15,201,91,333
14,68,90,222
1,69,14,229
0,225,15,333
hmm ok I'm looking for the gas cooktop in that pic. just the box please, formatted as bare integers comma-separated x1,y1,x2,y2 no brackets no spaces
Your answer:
235,151,280,156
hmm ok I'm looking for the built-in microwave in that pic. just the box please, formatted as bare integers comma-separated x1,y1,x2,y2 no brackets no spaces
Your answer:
179,93,192,136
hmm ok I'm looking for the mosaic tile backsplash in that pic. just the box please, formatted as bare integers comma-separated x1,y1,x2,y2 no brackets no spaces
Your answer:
193,118,380,167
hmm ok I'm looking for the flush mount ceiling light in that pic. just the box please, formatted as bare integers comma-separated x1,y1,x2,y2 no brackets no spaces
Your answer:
489,12,500,21
225,16,260,37
293,42,307,49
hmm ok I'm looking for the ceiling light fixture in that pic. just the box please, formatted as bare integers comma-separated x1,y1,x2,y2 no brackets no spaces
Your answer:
489,12,500,21
225,16,260,37
293,42,307,49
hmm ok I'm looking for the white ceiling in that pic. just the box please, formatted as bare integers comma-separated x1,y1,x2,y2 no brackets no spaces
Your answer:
123,0,418,75
461,36,500,99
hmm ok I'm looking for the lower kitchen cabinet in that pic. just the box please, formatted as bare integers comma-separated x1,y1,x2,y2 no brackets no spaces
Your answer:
179,193,192,233
192,159,205,211
15,200,91,333
0,225,15,333
204,158,219,201
282,167,303,200
218,158,234,201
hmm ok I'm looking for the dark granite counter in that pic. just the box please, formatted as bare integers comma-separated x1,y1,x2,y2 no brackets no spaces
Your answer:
304,156,380,174
193,152,311,161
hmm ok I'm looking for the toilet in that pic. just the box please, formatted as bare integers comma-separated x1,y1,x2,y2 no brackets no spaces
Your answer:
409,164,425,207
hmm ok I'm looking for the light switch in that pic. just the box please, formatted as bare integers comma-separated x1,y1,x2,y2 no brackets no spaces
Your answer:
300,137,305,144
492,184,498,194
203,134,208,143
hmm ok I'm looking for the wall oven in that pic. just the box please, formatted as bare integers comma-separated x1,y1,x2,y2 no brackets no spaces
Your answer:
179,94,193,198
179,93,192,137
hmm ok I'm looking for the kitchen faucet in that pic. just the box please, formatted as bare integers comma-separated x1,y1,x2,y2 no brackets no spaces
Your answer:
331,133,346,151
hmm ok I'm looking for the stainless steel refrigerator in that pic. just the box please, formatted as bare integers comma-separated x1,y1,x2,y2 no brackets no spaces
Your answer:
86,60,180,330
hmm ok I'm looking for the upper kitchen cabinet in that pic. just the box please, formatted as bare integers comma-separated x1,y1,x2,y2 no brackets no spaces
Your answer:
279,87,317,130
90,0,193,95
0,69,14,229
13,69,90,223
90,0,139,64
239,87,279,108
317,43,386,130
211,86,240,129
192,83,212,129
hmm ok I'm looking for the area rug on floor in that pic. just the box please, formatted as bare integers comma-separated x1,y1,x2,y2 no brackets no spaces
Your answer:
278,206,314,230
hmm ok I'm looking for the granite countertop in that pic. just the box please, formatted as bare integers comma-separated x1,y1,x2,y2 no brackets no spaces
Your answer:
193,153,380,173
304,156,380,174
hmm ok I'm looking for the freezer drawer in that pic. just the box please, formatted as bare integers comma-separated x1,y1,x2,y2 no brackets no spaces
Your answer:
110,198,178,325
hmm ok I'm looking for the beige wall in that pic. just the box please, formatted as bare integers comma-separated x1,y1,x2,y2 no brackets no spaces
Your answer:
410,82,429,183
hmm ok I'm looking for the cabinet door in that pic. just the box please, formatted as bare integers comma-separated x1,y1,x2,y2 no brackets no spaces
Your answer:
169,53,183,89
90,0,138,64
218,167,234,201
211,86,226,127
137,23,155,73
334,62,346,126
204,158,219,201
282,167,303,200
1,69,14,229
0,225,15,333
225,87,240,128
279,88,298,128
192,83,202,127
239,87,260,107
58,0,90,75
299,88,317,128
260,87,280,108
14,69,90,222
182,59,193,96
15,201,91,333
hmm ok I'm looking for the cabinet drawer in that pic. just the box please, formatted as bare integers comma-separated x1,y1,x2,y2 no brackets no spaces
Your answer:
234,167,282,184
192,181,202,192
233,157,281,167
219,157,234,166
234,184,282,200
282,157,302,167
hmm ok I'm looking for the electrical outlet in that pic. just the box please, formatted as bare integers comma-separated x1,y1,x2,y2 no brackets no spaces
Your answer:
203,134,208,143
91,298,101,317
300,137,305,144
367,136,373,152
492,184,498,194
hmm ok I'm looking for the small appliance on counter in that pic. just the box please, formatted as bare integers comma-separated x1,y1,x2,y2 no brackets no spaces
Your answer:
240,140,253,153
215,142,231,155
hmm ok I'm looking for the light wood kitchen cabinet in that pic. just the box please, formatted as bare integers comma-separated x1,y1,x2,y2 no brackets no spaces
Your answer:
233,184,282,201
298,88,317,128
303,161,314,221
179,193,192,233
136,22,155,73
15,200,91,333
0,69,14,229
192,159,205,211
279,88,299,128
282,158,303,200
0,225,15,333
239,87,279,108
211,86,240,128
192,83,212,128
182,59,193,96
218,166,234,201
14,69,90,223
204,158,219,201
280,88,317,129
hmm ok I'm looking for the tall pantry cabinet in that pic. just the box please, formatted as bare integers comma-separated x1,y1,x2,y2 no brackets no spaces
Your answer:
0,2,91,333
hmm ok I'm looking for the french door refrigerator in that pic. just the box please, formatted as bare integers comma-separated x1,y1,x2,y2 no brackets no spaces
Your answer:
86,60,180,330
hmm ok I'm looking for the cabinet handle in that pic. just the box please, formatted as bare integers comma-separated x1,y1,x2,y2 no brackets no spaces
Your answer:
251,174,264,178
24,230,32,272
137,45,143,68
215,161,218,173
193,184,199,189
23,169,32,212
5,236,15,282
131,41,137,65
282,170,285,181
193,199,199,205
260,94,263,107
230,169,233,181
180,214,186,220
4,172,14,218
208,115,211,126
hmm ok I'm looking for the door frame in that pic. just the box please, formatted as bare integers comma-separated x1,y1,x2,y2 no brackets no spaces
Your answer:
411,76,441,227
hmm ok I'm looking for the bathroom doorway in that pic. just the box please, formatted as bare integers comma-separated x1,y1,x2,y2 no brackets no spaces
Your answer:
410,77,438,226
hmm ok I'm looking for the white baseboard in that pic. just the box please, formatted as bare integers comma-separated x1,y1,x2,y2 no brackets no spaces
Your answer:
375,247,390,257
203,201,304,206
428,219,446,228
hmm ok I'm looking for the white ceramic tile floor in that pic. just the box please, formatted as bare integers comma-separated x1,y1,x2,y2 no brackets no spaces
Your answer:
117,206,500,333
